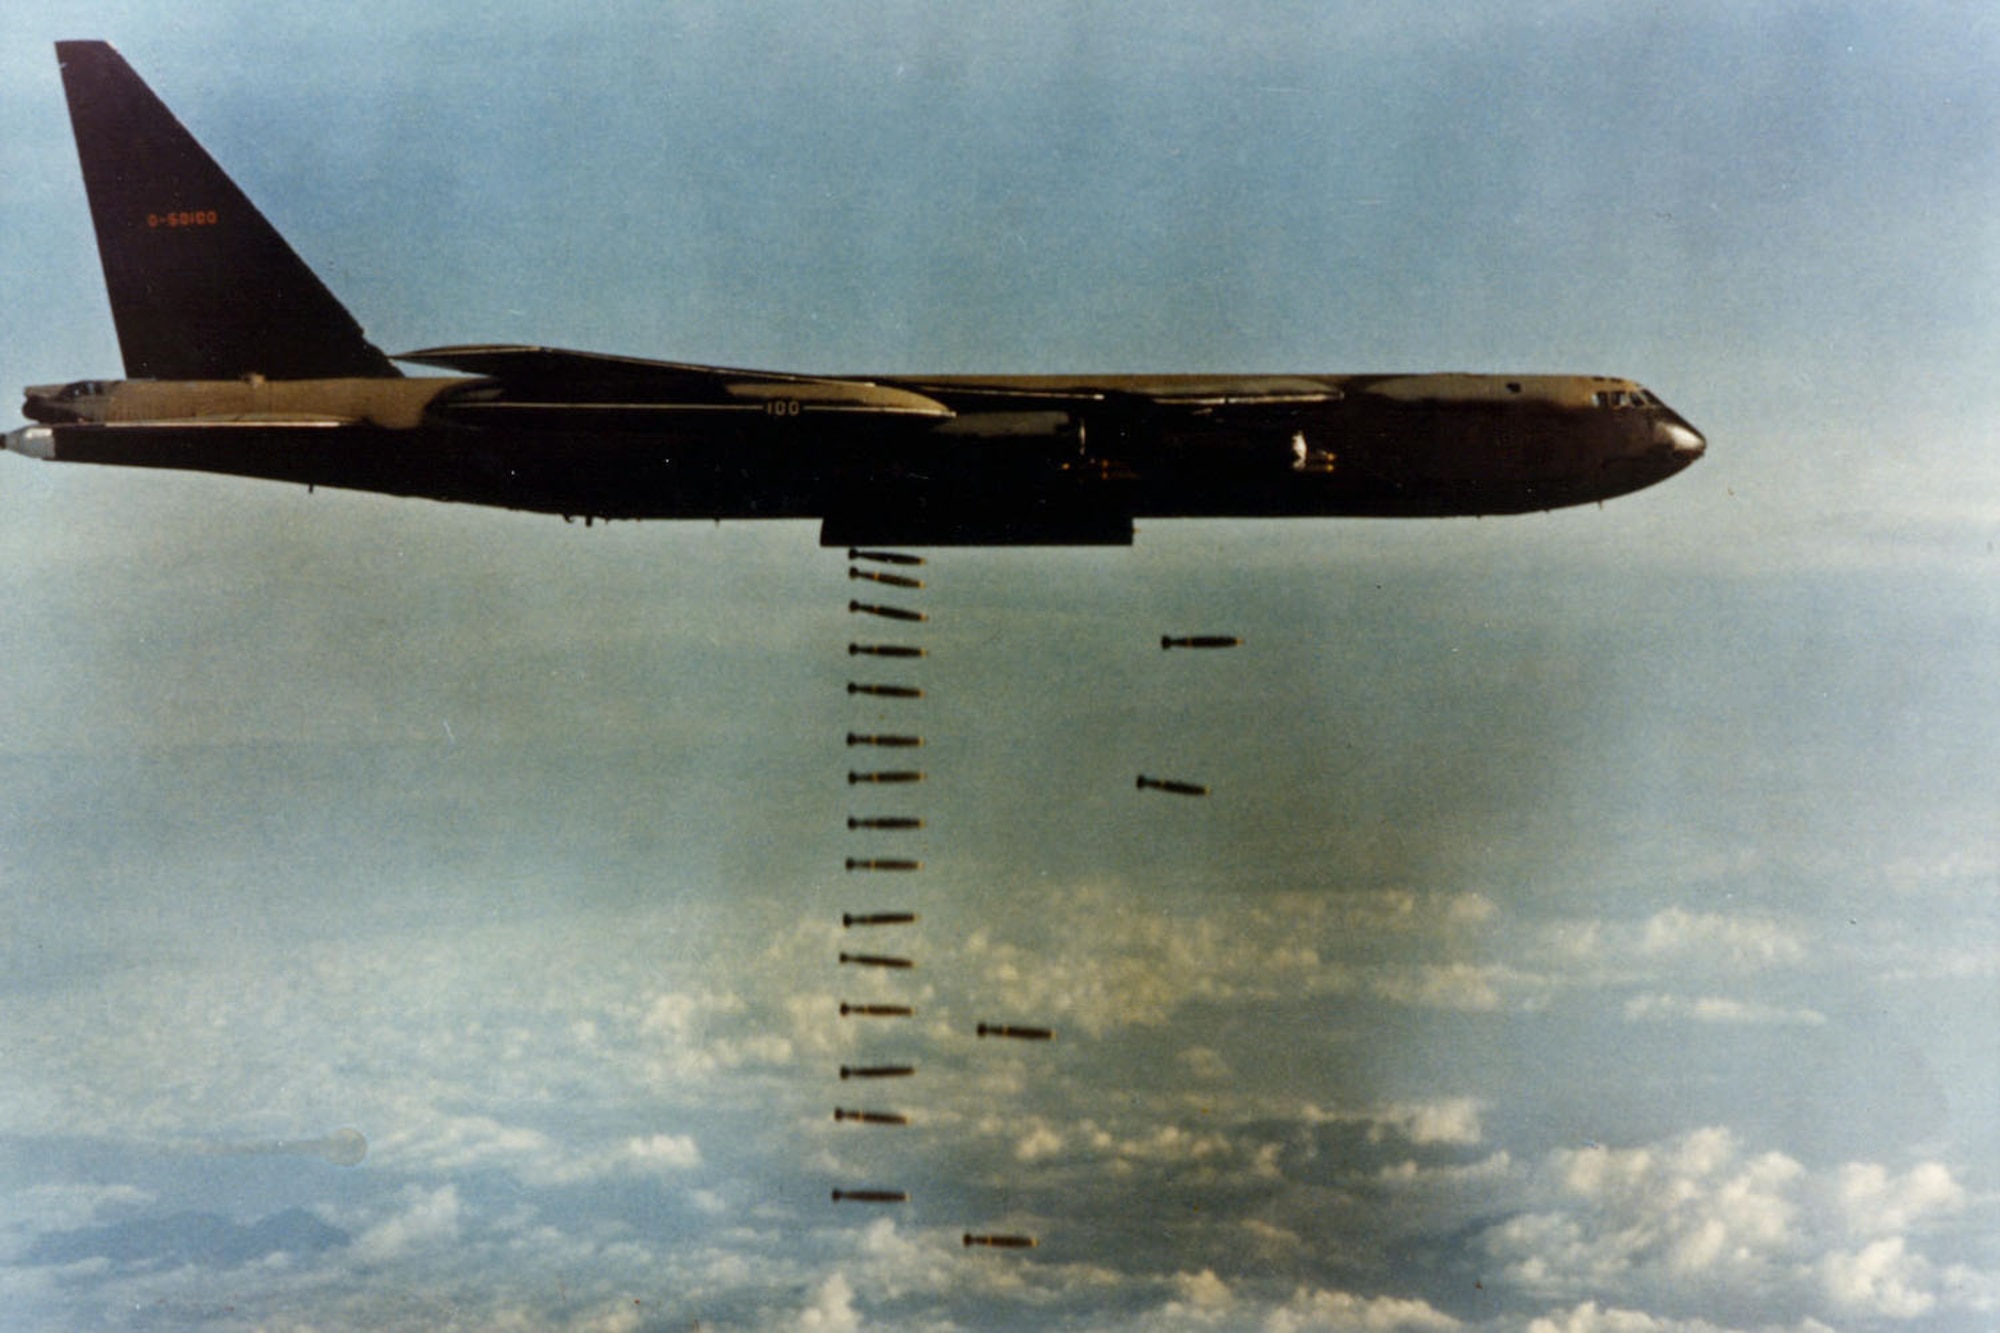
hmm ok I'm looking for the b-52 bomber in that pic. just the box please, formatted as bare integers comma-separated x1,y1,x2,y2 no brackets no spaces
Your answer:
9,41,1704,546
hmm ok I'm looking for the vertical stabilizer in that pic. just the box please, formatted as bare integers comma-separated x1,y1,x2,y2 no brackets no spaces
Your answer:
55,41,400,380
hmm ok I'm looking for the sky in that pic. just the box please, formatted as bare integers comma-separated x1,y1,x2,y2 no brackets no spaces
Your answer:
0,2,1997,1330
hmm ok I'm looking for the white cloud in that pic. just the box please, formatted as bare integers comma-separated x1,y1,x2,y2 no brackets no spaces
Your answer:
1120,1275,1460,1333
1260,1285,1462,1331
1089,1120,1235,1166
1484,1129,1992,1326
639,989,744,1040
636,986,799,1079
1376,1151,1515,1189
1363,963,1512,1012
1819,1237,1935,1319
1014,1122,1065,1163
1531,909,1816,989
352,1184,462,1264
1374,1099,1485,1147
1621,994,1826,1026
1298,890,1500,936
1826,1161,1963,1240
1550,1129,1801,1265
528,1132,703,1186
368,1106,702,1188
623,1133,702,1170
951,885,1536,1033
1171,1266,1234,1313
1527,1300,1667,1332
1638,910,1806,969
373,1109,555,1176
793,1270,861,1331
1523,1302,1834,1333
1303,1098,1485,1148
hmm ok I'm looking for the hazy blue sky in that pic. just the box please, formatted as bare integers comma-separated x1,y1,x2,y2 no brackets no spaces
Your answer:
1,3,1996,1330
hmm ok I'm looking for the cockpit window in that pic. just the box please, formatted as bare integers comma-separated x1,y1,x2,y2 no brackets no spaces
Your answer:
1592,389,1656,409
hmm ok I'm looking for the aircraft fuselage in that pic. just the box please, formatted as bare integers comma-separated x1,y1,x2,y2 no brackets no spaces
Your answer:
14,369,1701,544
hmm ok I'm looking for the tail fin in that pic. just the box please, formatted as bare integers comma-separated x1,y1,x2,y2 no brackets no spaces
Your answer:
55,41,400,380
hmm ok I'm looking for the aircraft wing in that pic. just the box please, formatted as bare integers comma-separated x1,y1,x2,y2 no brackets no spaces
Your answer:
1118,377,1340,406
886,373,1341,409
398,344,954,419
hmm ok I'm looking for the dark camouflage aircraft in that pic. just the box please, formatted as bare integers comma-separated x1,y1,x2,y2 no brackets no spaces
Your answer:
10,42,1703,545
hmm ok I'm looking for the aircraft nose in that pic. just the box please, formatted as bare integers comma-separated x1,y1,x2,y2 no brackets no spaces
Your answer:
1654,418,1705,460
6,425,58,459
